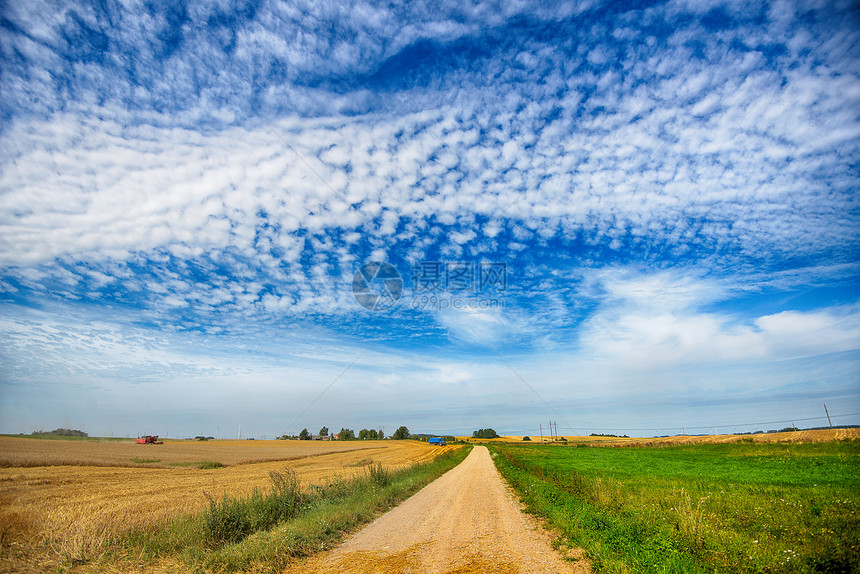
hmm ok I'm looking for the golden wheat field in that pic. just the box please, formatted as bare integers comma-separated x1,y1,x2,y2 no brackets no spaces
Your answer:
466,428,859,445
0,437,453,573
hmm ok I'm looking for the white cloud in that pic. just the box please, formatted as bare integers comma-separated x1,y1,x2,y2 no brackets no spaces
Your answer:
436,307,507,345
577,269,860,369
3,9,858,279
754,309,860,358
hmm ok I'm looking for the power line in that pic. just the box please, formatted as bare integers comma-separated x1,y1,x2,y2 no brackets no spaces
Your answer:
462,324,574,430
550,412,860,433
284,345,373,432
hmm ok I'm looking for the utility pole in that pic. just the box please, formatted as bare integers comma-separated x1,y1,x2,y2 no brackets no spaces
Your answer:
540,424,543,442
824,404,833,428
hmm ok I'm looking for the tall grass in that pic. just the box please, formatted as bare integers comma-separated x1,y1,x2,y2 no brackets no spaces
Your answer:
670,488,710,549
367,461,391,487
203,469,303,546
491,441,860,574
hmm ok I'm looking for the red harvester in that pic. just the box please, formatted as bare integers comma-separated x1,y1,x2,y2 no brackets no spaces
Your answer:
135,435,163,444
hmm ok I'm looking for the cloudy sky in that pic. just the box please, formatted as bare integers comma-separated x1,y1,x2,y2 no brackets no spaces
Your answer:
1,0,858,439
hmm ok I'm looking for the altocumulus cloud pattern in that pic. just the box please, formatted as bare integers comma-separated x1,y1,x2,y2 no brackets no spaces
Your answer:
0,0,858,437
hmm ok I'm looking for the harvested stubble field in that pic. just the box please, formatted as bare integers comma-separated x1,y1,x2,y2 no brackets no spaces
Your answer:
0,437,452,573
0,435,380,468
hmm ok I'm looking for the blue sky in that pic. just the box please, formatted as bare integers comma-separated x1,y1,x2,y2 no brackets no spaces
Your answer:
1,0,858,438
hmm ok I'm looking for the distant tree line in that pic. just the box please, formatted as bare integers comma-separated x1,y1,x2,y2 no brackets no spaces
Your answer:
590,433,630,438
278,425,412,440
333,428,387,440
472,428,499,439
30,428,88,437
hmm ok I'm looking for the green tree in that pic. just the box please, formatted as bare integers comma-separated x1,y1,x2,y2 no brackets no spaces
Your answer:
358,429,369,440
368,429,379,440
392,426,410,440
338,428,355,440
299,428,311,440
522,436,531,441
472,428,499,439
319,426,328,437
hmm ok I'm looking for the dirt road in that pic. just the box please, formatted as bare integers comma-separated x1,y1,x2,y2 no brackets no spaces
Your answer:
299,446,589,574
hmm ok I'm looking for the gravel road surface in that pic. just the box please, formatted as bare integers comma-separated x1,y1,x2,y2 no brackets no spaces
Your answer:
298,445,589,574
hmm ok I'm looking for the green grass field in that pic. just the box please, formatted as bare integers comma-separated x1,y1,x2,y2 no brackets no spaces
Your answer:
491,441,859,574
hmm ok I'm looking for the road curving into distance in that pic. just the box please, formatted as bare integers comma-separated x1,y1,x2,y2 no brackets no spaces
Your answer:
298,445,590,574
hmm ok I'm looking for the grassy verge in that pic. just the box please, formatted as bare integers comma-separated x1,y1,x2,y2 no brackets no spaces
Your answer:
490,441,859,574
99,445,471,573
